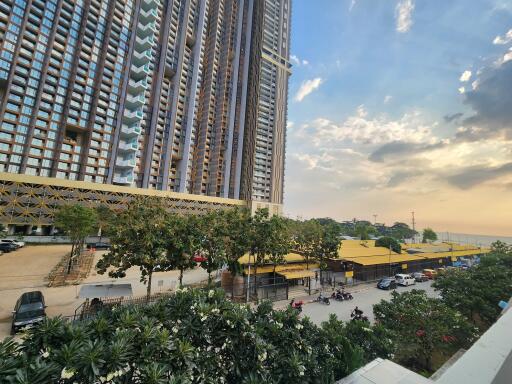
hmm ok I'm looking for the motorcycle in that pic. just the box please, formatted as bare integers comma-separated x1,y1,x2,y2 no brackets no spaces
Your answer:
315,294,331,305
290,300,304,313
331,290,345,301
342,292,353,300
350,310,368,322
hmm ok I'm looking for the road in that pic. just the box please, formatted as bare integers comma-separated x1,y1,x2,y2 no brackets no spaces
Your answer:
301,280,438,324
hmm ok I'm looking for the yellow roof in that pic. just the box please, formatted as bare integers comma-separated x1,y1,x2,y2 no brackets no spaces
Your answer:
340,239,376,248
278,270,316,280
418,249,490,260
342,253,425,266
238,252,306,265
243,263,319,275
339,246,399,258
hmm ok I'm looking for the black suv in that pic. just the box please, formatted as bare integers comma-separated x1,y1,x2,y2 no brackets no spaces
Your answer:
11,291,47,334
0,242,18,253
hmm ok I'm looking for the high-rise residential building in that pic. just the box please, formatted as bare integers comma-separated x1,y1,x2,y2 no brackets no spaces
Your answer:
0,0,291,211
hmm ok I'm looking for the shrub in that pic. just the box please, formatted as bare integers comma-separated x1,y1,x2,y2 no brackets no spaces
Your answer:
1,289,366,384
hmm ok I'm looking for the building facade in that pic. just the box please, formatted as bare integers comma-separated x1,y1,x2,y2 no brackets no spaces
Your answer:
0,0,291,210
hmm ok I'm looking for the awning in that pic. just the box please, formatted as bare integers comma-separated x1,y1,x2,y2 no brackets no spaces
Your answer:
79,283,133,298
278,270,316,280
243,263,319,275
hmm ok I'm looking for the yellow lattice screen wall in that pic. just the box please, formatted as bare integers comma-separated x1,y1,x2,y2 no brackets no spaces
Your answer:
0,173,246,225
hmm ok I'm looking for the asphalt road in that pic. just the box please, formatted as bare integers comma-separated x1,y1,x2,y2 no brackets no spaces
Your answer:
302,280,438,325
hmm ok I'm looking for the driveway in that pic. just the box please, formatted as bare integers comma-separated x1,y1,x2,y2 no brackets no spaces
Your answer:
301,280,439,325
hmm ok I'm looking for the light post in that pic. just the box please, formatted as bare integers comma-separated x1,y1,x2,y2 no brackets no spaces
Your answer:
246,253,252,303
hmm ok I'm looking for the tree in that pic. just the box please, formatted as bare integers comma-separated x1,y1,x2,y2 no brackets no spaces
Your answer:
318,222,341,283
389,222,417,241
422,228,437,243
164,214,199,288
96,197,170,298
94,204,115,242
196,210,229,285
223,208,251,276
353,223,376,240
373,290,478,372
266,214,292,278
293,219,322,270
375,236,401,253
247,208,274,292
54,204,97,274
433,242,512,328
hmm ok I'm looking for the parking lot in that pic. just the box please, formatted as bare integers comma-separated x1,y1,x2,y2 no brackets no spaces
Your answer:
302,280,438,325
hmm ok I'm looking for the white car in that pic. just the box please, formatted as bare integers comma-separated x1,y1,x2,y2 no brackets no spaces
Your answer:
395,273,416,286
1,239,25,248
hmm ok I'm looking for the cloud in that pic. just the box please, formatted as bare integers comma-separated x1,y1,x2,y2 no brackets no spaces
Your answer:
296,106,435,146
493,28,512,45
369,141,445,162
458,87,465,94
460,61,512,139
384,95,393,104
294,78,323,102
444,112,463,123
349,0,356,11
459,70,472,82
446,162,512,189
395,0,415,33
290,55,309,67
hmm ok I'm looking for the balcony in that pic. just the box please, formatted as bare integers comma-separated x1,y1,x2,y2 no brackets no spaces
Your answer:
118,140,139,152
132,63,150,79
113,174,134,184
138,22,157,37
128,78,147,93
121,124,142,136
132,50,152,65
135,35,154,51
141,0,160,11
123,108,143,123
115,157,136,168
125,93,145,108
139,8,158,22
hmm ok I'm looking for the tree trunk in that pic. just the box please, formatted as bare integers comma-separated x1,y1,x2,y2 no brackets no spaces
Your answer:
208,271,212,286
147,270,152,300
179,268,184,288
66,242,76,274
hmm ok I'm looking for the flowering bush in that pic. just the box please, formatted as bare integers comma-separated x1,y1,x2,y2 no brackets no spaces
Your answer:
0,289,367,383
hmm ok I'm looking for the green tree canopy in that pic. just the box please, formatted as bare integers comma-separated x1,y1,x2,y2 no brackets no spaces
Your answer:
293,219,323,269
433,242,512,328
375,236,402,253
223,208,251,276
373,290,478,372
54,204,97,274
422,228,438,243
96,197,170,298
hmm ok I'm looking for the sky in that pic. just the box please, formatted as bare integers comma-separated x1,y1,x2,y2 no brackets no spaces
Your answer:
284,0,512,236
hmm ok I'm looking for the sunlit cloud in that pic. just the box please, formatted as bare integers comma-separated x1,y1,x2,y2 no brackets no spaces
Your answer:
294,78,323,102
459,70,472,82
493,28,512,45
395,0,415,33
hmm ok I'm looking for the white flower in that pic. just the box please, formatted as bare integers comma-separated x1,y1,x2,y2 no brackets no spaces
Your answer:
295,323,303,330
258,351,267,361
275,322,283,329
40,349,50,358
172,326,179,333
208,290,215,298
61,367,75,379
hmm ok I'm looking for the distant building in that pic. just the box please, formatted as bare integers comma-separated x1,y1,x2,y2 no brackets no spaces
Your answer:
0,0,291,231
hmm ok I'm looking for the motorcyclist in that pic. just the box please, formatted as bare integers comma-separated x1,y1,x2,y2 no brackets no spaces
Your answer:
351,306,363,318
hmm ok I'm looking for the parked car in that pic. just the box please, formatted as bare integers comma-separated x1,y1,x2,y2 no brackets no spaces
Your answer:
423,269,438,279
411,272,429,282
0,242,18,253
395,273,416,286
1,239,24,248
11,291,47,334
377,277,397,290
86,242,111,250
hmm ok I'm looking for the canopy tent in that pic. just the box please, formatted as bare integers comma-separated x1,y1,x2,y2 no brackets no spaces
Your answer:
79,283,133,298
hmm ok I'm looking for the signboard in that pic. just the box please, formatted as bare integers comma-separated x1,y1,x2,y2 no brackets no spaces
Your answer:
401,264,408,270
345,271,354,278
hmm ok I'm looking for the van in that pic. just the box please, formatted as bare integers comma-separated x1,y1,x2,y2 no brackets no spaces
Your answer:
423,269,437,279
395,274,416,286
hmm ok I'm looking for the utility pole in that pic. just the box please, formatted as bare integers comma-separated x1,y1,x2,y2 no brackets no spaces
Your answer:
373,214,377,225
411,211,416,242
